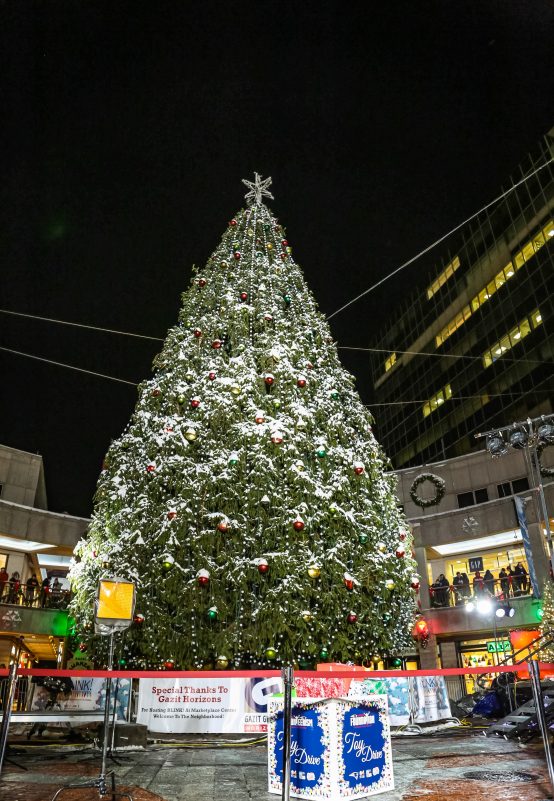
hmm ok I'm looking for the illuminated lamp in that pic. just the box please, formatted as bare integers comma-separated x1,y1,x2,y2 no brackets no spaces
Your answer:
486,433,508,457
476,599,492,615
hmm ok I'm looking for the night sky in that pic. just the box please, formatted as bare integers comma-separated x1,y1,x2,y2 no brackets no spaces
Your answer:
2,1,553,517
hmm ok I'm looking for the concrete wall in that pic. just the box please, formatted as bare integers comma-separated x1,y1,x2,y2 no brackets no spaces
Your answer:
0,445,47,509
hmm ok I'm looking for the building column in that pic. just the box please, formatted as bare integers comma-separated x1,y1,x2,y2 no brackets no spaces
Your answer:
418,636,439,669
439,640,458,669
412,525,431,610
527,520,550,591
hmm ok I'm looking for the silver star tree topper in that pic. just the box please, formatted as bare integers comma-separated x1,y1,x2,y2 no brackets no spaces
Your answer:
242,173,274,205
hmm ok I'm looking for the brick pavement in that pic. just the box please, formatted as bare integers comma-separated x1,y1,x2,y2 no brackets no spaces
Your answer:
0,732,551,801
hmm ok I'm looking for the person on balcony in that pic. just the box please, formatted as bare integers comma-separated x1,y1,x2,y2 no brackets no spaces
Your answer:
484,569,495,596
434,573,450,606
7,572,21,604
473,571,485,597
452,571,465,605
0,566,8,601
514,563,528,594
499,567,510,597
25,573,39,606
461,572,471,598
41,576,50,607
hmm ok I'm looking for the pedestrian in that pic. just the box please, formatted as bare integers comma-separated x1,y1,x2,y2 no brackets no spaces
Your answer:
461,572,471,598
0,566,8,601
514,563,528,594
499,567,509,597
41,576,50,607
436,573,450,606
50,578,62,607
473,571,485,597
25,573,39,606
483,569,495,596
7,572,21,604
507,565,516,597
452,571,465,605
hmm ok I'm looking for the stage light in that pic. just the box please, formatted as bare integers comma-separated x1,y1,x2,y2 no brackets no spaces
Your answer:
508,425,529,450
495,606,505,618
476,599,493,615
486,433,508,457
538,422,554,446
465,601,475,612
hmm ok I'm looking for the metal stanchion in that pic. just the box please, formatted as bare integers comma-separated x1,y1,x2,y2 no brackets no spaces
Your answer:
0,661,18,775
529,660,554,794
281,665,294,801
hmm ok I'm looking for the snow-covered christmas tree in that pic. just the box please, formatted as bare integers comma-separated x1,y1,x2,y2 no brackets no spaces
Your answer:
70,174,418,669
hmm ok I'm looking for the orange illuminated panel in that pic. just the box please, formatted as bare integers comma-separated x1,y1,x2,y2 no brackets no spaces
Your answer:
97,580,135,620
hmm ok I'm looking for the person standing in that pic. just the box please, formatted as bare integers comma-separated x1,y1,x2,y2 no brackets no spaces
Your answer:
7,572,20,604
41,576,50,607
514,563,528,594
25,574,39,606
484,569,495,596
473,571,485,597
453,571,465,605
0,566,9,601
499,567,509,597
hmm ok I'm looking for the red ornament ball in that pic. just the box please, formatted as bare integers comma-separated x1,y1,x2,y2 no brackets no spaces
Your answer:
347,612,358,624
133,613,145,625
395,546,406,558
264,314,273,322
167,511,177,520
297,377,307,388
234,251,241,260
193,328,202,338
77,643,88,653
211,339,222,350
239,292,248,302
146,464,156,473
264,374,275,385
165,425,174,433
217,521,229,533
197,575,210,587
411,577,420,590
258,560,269,575
344,574,354,591
306,362,314,370
164,660,175,669
281,240,288,247
280,253,287,261
229,219,237,227
354,464,364,475
198,278,206,287
399,530,407,541
292,518,305,532
191,398,200,409
208,371,216,380
271,433,283,445
255,412,265,424
151,388,161,397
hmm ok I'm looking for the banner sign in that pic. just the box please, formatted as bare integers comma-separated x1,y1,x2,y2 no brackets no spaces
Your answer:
486,640,511,653
137,676,282,733
514,495,540,597
136,674,451,733
268,696,394,800
31,677,131,721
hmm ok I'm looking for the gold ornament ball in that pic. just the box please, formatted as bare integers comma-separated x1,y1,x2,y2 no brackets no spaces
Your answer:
385,579,395,590
301,610,313,622
377,542,387,552
265,646,278,660
185,427,197,441
216,655,229,669
308,565,321,579
230,383,241,396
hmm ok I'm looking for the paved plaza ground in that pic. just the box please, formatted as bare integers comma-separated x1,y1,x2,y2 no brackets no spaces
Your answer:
1,729,552,801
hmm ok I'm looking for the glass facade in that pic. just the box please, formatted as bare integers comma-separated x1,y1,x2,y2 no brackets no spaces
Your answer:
370,129,554,467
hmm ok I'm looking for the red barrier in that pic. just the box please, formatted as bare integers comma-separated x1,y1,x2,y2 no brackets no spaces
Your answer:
2,663,553,679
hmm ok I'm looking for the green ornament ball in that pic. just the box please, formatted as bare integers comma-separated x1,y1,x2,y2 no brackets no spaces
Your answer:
207,606,218,621
283,294,292,305
265,646,278,660
358,533,368,544
273,398,281,408
319,647,329,661
316,447,327,458
177,394,186,405
330,390,340,400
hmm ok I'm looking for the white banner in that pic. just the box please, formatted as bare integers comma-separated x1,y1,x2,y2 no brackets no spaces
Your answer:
137,676,282,733
31,677,131,721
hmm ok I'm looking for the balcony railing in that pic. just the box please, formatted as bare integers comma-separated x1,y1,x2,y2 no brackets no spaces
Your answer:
429,576,531,609
0,586,71,611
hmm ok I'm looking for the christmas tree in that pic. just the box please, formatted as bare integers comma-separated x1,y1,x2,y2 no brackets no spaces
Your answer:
70,174,418,669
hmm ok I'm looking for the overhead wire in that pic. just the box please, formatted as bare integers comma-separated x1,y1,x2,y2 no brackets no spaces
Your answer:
0,345,138,387
0,308,164,342
326,156,554,320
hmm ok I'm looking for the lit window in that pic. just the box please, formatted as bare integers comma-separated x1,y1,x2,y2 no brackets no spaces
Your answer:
482,309,543,367
422,383,453,418
427,256,461,299
384,352,397,372
435,218,552,348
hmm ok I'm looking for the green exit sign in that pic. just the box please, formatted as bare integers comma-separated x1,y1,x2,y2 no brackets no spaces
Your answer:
486,640,511,653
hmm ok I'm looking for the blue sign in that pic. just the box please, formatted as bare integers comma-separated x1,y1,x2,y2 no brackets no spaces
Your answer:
514,495,540,597
274,705,326,791
340,704,387,790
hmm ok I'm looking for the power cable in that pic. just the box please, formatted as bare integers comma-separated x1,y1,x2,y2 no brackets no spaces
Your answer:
0,345,138,387
368,389,554,407
339,345,548,367
327,157,554,320
0,308,164,342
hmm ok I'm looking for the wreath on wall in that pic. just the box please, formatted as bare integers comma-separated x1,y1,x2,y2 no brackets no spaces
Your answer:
409,472,446,508
538,443,554,478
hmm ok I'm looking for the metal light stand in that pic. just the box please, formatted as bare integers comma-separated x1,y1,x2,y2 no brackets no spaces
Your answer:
50,577,136,801
281,665,294,801
528,659,554,795
0,660,27,775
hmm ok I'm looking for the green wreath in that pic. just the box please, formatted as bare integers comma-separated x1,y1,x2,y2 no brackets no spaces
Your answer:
538,443,554,478
410,472,446,508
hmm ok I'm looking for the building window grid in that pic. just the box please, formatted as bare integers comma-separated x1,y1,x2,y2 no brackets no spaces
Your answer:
426,256,461,299
482,308,543,368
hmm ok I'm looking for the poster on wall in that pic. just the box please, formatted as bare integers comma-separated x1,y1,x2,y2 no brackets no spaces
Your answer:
137,676,282,733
